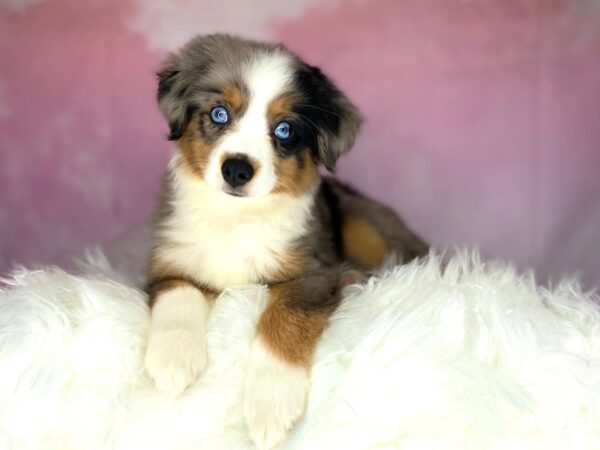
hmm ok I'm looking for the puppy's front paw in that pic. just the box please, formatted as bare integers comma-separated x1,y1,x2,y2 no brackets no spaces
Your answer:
145,327,207,395
243,340,309,450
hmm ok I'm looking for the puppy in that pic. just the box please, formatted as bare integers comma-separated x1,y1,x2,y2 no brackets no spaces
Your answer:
144,34,428,449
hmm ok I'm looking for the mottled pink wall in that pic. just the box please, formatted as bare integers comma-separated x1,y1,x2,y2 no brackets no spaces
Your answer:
0,0,167,269
1,0,599,287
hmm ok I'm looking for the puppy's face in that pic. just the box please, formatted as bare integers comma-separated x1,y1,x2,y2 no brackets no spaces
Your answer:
157,34,361,199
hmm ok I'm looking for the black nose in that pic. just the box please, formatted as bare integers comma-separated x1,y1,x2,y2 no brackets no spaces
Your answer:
221,158,254,188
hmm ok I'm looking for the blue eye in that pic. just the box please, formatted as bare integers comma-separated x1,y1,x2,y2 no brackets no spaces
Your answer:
210,106,229,124
274,121,291,141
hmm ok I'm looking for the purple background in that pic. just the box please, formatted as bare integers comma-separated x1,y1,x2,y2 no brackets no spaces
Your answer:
1,0,599,288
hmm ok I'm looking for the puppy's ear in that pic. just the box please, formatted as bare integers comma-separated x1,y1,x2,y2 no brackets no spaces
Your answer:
296,65,362,171
157,34,245,141
157,53,201,141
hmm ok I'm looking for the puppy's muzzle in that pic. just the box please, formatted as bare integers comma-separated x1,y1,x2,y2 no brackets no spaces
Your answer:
221,158,254,188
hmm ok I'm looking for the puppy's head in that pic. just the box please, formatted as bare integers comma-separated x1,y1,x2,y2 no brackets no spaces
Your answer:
157,34,361,198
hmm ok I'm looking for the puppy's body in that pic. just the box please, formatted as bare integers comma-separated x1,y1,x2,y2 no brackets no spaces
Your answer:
145,34,427,449
150,161,424,291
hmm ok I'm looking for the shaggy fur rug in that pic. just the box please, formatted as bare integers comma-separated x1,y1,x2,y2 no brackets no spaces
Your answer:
1,252,599,450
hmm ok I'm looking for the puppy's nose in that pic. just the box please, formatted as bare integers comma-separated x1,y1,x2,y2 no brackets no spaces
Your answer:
221,158,254,188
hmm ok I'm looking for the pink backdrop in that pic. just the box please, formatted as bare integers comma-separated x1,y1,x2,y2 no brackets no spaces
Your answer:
1,0,599,288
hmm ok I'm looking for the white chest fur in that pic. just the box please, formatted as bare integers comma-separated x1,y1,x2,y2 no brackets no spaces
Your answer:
154,163,316,290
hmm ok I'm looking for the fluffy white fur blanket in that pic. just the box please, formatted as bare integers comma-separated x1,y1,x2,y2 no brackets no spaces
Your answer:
1,252,599,450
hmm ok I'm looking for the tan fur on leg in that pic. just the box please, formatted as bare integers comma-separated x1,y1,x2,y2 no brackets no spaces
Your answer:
244,272,340,449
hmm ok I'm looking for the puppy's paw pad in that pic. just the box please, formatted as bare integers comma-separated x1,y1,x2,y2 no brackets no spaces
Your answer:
144,328,207,395
243,343,308,449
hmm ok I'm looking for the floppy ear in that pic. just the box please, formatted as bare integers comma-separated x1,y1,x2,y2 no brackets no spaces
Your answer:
157,34,248,141
156,54,192,141
296,65,362,171
156,34,224,141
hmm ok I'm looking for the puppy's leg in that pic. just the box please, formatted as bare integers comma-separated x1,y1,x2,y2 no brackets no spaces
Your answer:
244,271,340,450
330,180,428,268
145,279,213,395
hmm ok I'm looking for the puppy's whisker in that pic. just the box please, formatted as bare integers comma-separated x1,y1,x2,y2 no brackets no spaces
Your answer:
295,113,321,131
294,103,343,117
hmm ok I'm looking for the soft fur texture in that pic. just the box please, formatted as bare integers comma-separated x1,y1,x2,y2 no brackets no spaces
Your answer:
1,251,600,450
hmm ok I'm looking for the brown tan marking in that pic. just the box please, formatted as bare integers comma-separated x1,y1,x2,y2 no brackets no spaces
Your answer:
267,94,294,120
273,148,319,196
264,245,318,285
147,252,218,307
221,83,246,113
178,117,215,179
342,216,390,269
147,275,216,308
258,271,341,366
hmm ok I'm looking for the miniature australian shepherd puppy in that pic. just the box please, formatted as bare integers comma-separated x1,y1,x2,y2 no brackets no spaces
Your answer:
145,34,428,449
